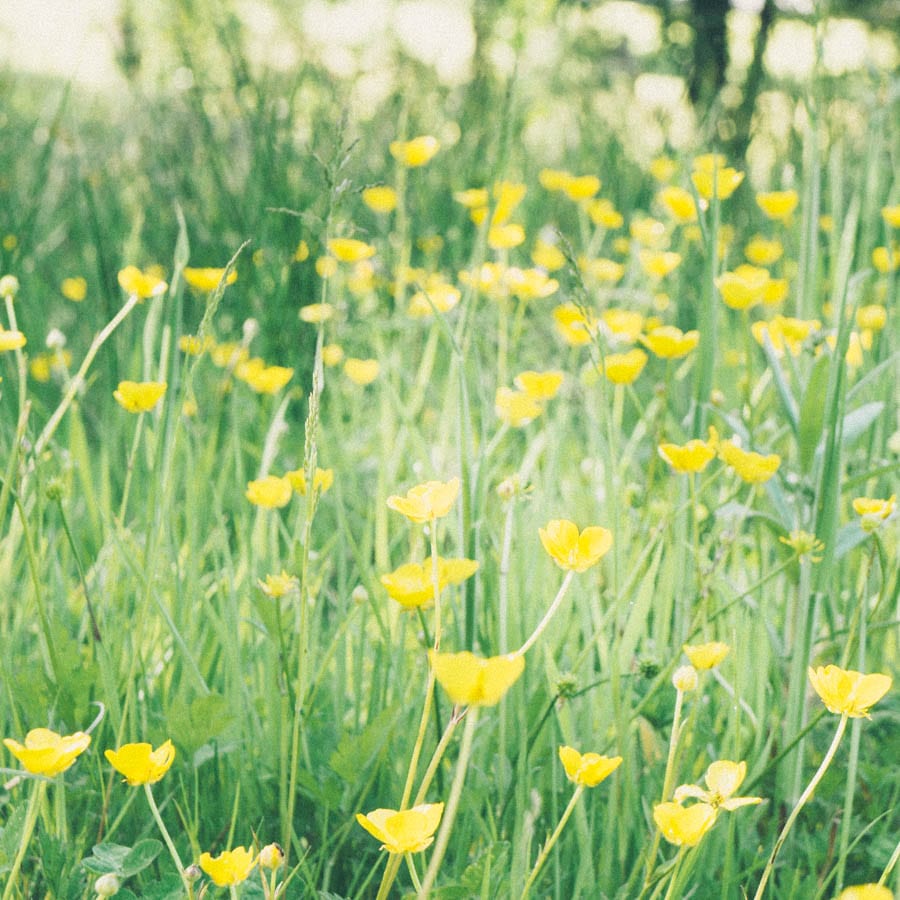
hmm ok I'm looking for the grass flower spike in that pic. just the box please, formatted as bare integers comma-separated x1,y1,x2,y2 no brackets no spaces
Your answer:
539,519,613,572
356,803,444,854
105,740,175,785
199,846,257,886
808,665,892,718
3,728,91,777
387,478,460,522
558,747,622,787
113,380,167,413
429,650,525,706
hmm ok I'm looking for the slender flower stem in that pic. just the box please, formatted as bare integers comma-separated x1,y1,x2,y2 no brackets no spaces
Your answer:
4,295,28,427
118,412,146,524
374,854,403,900
406,854,423,894
661,848,687,900
753,714,848,900
413,711,463,806
418,708,480,897
144,783,194,899
516,570,575,656
430,520,442,651
520,784,585,899
878,833,900,886
2,778,47,900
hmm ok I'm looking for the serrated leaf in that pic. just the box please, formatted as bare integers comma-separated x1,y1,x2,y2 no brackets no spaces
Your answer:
328,705,400,783
121,839,163,877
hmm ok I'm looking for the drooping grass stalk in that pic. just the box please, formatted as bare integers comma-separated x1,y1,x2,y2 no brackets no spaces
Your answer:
520,784,584,899
417,707,480,897
754,713,849,899
1,778,47,900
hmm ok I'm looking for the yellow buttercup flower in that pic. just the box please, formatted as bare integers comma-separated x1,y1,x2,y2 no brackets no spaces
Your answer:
113,381,167,413
61,276,88,301
4,728,91,777
299,303,335,324
630,216,668,249
881,204,900,228
744,236,784,266
580,256,625,284
387,478,460,523
752,315,820,357
316,255,338,278
183,267,237,292
691,167,744,201
322,344,344,367
584,198,624,229
453,187,489,208
872,245,898,274
380,557,479,609
362,186,398,214
649,156,677,183
428,650,525,707
105,740,175,786
531,238,566,272
285,467,334,496
408,281,461,318
258,570,299,598
0,327,26,352
756,189,799,221
327,238,376,263
716,264,770,310
653,801,717,847
779,530,824,561
389,135,440,167
658,439,715,473
718,440,781,484
488,223,525,250
853,495,896,533
836,886,894,900
294,239,310,261
245,475,293,509
602,308,644,343
558,747,622,787
808,665,892,718
683,642,730,670
553,302,597,347
640,325,699,359
356,803,444,854
856,304,887,331
199,847,257,887
673,760,762,811
343,358,380,386
237,362,294,394
117,265,167,299
539,519,613,573
763,277,789,305
657,186,697,223
538,168,571,192
511,370,563,402
639,249,682,279
561,174,601,201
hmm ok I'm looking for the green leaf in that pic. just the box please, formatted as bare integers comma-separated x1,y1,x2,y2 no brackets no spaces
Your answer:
328,704,401,783
121,839,163,877
840,401,885,446
82,842,131,875
167,692,235,755
798,353,831,472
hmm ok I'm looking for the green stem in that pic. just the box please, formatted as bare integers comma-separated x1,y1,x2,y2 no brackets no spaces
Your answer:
1,778,47,900
3,295,28,430
374,854,403,900
753,714,848,900
878,833,900,886
118,411,146,524
417,708,480,896
405,854,423,894
520,784,585,899
516,570,575,656
144,783,194,899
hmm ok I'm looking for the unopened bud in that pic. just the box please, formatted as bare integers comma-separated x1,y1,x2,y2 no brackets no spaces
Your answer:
94,873,120,897
45,328,67,350
0,274,19,300
351,584,369,605
258,842,285,870
672,665,698,693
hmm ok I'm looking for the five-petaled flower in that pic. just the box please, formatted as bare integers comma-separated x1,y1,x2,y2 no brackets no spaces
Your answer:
683,642,730,671
387,478,460,523
199,846,257,887
808,665,891,718
539,519,612,573
558,747,622,787
114,381,167,413
673,760,762,811
105,740,175,785
429,650,525,707
4,728,91,777
356,803,444,853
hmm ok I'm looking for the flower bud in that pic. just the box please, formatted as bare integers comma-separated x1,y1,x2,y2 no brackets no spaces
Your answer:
672,665,698,693
0,274,20,300
258,842,285,870
46,328,67,350
351,584,369,605
94,873,120,897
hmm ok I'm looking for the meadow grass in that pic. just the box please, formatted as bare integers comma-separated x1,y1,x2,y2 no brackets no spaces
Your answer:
0,10,898,899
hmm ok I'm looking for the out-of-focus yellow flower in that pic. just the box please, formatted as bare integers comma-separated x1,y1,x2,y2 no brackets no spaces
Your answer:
428,650,525,706
683,642,730,670
882,205,900,228
657,186,697,223
3,728,91,777
531,238,566,272
558,746,622,787
327,238,375,263
808,665,891,718
580,256,625,284
179,334,211,356
752,315,820,357
538,169,572,192
602,308,644,343
114,380,167,413
491,181,527,226
343,358,380,386
239,361,295,394
756,189,799,221
105,740,175,786
852,495,896,533
640,325,699,359
856,304,886,331
820,214,834,233
184,267,237,292
584,198,624,229
380,557,479,609
823,331,864,369
488,223,525,250
649,156,678,183
653,801,717,847
718,440,781,483
245,475,292,508
199,847,256,887
763,278,789,305
639,249,682,279
61,276,88,301
744,236,783,266
322,344,344,367
673,760,762,811
387,478,459,523
717,264,770,310
2,234,17,251
362,186,397,214
348,260,376,297
601,348,648,385
553,302,597,346
630,217,668,249
692,166,744,201
0,327,26,352
285,467,333,496
118,265,167,299
495,387,543,426
258,570,299,598
356,803,444,853
658,439,715,473
562,174,601,201
672,665,698,692
454,187,489,208
539,519,612,573
294,239,310,261
836,885,894,900
872,246,898,274
315,256,338,278
299,303,335,324
779,530,824,561
506,267,559,301
389,135,440,167
408,281,461,317
459,262,507,298
514,370,563,401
